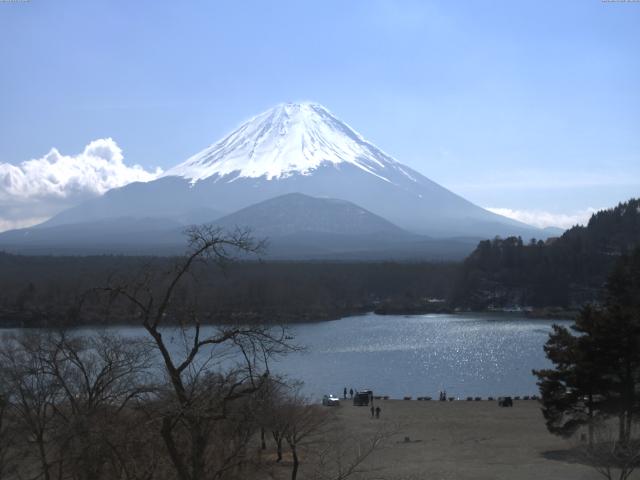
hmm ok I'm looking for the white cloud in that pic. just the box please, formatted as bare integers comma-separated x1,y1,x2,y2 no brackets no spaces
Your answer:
486,207,598,230
0,216,50,233
0,138,160,199
0,139,161,232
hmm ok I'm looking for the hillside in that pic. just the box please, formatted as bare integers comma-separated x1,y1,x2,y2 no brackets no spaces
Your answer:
451,198,640,309
213,193,408,237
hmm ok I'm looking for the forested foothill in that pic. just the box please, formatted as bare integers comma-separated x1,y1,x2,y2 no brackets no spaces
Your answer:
0,198,639,328
451,198,640,311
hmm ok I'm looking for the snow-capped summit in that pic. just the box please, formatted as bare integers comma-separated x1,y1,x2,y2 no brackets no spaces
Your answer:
165,102,413,183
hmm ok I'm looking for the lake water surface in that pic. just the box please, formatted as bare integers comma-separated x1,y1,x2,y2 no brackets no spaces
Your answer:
274,312,571,400
2,313,571,401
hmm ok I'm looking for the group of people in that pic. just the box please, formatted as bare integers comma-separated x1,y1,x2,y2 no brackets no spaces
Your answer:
343,387,382,418
439,390,448,401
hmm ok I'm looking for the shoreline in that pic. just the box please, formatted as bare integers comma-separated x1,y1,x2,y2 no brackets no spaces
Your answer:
0,305,577,329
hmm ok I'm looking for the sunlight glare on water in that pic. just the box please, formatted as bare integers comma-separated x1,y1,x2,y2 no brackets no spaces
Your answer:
270,313,571,400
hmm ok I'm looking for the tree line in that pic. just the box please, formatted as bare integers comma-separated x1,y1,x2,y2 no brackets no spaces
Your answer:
0,252,457,328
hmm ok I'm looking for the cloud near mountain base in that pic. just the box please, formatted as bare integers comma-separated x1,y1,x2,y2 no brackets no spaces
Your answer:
0,139,162,232
486,207,598,230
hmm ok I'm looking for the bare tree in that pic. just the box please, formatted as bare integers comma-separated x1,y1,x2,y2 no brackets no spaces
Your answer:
264,384,391,480
309,426,391,480
255,376,294,463
37,331,153,480
0,378,17,480
576,422,640,480
102,225,293,480
103,400,166,480
0,331,157,480
0,333,64,480
274,389,330,480
248,373,288,458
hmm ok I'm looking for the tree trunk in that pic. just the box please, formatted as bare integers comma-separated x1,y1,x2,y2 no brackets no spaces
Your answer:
290,443,299,480
161,416,191,480
624,369,634,446
622,359,633,445
36,432,51,480
588,394,594,447
272,432,282,462
190,423,207,480
261,427,266,450
619,413,626,444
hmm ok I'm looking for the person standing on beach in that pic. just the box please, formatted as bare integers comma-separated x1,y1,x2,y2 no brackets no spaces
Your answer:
349,388,353,399
344,387,347,399
375,406,381,419
370,404,375,418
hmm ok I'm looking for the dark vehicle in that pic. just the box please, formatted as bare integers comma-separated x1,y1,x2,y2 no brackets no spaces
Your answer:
353,389,373,406
498,396,513,407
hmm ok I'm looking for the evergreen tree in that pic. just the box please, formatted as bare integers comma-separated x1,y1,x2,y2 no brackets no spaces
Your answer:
534,306,611,444
601,247,640,443
534,247,640,444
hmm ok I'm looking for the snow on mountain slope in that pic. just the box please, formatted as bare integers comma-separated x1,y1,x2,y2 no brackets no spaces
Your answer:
165,102,414,184
26,101,546,241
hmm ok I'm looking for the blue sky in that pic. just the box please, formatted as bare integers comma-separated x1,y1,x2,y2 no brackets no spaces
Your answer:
1,0,639,230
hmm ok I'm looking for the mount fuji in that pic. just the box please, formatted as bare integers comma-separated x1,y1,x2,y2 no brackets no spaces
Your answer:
0,102,546,257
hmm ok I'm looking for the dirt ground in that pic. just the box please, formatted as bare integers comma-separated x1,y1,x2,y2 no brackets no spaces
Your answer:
264,398,636,480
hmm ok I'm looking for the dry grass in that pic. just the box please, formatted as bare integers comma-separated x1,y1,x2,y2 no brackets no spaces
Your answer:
261,399,623,480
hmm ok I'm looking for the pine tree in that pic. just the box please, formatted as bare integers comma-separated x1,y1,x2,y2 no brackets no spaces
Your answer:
534,306,611,444
534,247,640,444
601,247,640,443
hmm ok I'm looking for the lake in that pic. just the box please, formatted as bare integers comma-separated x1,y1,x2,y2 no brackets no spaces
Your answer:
1,312,572,401
272,313,571,400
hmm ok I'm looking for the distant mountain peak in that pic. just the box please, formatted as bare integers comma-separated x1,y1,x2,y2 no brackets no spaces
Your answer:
164,102,410,183
213,192,408,238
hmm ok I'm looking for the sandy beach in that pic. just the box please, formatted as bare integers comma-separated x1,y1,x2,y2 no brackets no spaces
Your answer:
264,398,620,480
